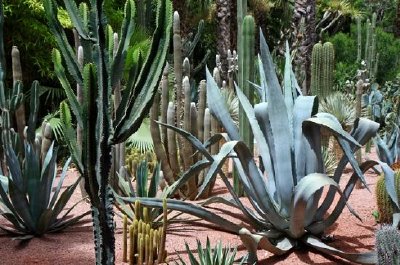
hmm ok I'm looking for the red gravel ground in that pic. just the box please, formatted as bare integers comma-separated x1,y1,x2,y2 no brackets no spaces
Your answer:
0,151,383,264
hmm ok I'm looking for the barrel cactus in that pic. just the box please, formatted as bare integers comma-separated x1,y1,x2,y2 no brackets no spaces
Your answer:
376,225,400,265
376,171,400,224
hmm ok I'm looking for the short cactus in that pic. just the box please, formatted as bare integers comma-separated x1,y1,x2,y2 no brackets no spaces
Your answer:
376,225,400,265
376,171,400,224
121,199,168,265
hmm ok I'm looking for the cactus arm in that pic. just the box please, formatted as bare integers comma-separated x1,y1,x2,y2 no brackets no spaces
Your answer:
150,92,175,186
44,0,83,85
62,0,91,40
111,0,136,88
26,81,40,143
52,49,83,128
166,102,180,178
113,0,172,142
173,11,183,129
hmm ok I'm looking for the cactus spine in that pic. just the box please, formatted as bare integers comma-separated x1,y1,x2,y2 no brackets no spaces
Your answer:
376,171,400,224
123,200,167,264
45,0,172,263
376,225,400,265
310,42,335,99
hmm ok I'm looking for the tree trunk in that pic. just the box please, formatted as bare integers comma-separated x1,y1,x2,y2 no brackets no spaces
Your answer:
216,0,231,81
292,0,317,95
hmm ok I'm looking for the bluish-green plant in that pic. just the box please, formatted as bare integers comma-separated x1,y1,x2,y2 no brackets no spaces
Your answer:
44,0,172,263
175,237,245,265
376,225,400,265
120,31,382,264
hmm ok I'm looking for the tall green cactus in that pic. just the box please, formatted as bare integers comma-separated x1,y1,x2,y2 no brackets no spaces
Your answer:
236,14,255,196
310,41,335,99
358,13,379,81
376,225,400,265
44,0,172,264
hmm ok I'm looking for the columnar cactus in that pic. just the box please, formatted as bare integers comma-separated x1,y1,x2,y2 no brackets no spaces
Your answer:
310,41,335,99
376,225,400,265
44,0,172,264
358,13,379,81
122,200,168,265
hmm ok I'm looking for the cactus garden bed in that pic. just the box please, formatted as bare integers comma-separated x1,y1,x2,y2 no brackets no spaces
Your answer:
0,150,381,264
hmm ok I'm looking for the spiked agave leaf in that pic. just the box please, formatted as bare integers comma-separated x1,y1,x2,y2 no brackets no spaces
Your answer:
0,143,89,237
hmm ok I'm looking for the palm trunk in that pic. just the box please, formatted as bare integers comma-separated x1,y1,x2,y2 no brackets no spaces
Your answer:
216,0,232,81
292,0,317,95
395,0,400,37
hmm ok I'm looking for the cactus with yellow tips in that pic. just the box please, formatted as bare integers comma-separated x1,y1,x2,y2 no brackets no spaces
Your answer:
122,199,168,264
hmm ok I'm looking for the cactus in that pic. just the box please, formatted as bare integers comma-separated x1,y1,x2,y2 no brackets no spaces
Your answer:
44,0,172,264
358,13,379,81
376,171,400,224
376,225,400,265
122,200,168,265
235,14,255,196
310,42,335,99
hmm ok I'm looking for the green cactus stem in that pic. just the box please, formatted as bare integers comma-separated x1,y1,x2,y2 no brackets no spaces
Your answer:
376,171,400,224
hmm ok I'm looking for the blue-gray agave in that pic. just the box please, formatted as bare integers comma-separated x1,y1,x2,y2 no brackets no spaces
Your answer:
120,31,382,264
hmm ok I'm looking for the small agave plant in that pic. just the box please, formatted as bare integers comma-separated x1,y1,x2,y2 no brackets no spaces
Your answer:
175,237,244,265
121,31,385,264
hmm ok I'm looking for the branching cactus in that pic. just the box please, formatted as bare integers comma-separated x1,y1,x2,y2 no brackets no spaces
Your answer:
310,41,335,99
44,0,172,264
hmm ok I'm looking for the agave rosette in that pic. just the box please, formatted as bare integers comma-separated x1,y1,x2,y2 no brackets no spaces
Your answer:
120,31,384,264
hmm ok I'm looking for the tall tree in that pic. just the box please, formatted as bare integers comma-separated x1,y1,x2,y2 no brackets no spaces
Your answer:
292,0,317,95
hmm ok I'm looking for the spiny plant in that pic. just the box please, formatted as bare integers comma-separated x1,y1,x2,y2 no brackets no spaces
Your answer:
44,0,172,263
174,237,245,265
120,31,382,264
310,41,335,99
376,225,400,265
121,200,168,265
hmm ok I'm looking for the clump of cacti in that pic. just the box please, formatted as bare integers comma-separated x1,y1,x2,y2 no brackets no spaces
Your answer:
376,225,400,265
376,171,400,224
122,200,168,265
310,41,335,99
125,147,157,178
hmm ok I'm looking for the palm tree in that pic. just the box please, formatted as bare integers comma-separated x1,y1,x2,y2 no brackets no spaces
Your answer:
292,0,317,95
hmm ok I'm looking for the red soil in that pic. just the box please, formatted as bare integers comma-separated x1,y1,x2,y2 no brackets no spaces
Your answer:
0,152,382,264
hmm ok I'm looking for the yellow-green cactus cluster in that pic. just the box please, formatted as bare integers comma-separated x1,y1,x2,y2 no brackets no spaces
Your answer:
122,200,167,265
125,148,157,177
376,169,400,224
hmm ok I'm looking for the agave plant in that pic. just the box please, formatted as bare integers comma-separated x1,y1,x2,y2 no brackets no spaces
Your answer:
175,237,244,265
120,31,386,264
0,144,89,238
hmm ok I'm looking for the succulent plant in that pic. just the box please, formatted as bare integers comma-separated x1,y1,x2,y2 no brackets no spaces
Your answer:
376,225,400,265
311,42,335,99
120,32,382,264
121,200,168,265
174,237,244,265
44,0,172,263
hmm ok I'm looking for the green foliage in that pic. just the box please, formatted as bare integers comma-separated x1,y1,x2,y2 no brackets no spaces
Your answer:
0,145,89,238
376,225,400,265
328,23,400,85
175,238,244,265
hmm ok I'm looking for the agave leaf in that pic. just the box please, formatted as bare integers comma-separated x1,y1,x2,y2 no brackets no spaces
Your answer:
62,0,90,40
234,84,274,190
49,157,72,209
256,55,267,102
39,143,57,212
148,162,161,198
308,160,378,234
303,235,377,264
136,160,148,197
8,180,35,232
25,143,41,222
117,197,241,234
374,134,393,165
205,67,240,140
289,173,342,238
0,212,28,234
283,41,294,133
380,162,400,209
5,145,23,190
